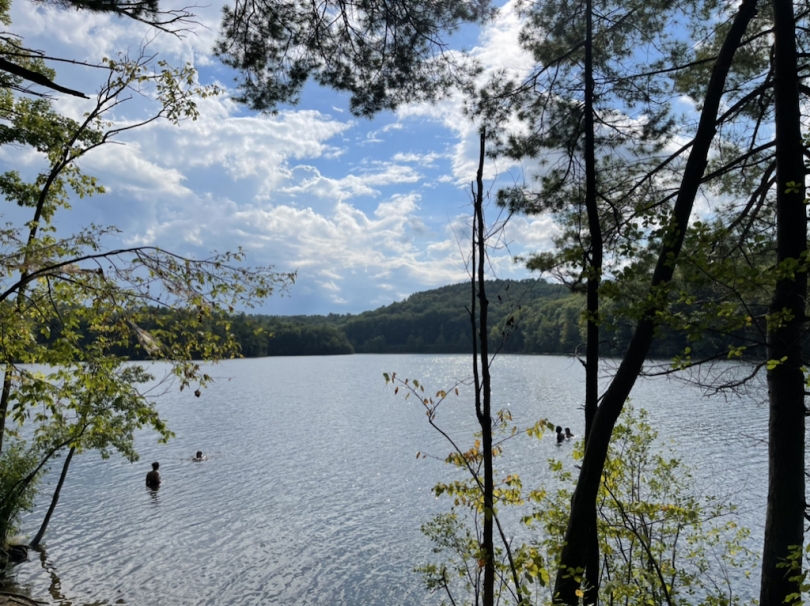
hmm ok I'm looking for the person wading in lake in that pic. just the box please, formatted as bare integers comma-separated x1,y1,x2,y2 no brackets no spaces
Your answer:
192,451,207,462
146,461,161,489
556,426,565,444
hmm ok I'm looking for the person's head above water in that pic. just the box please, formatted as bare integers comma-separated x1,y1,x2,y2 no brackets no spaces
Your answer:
151,461,159,471
556,426,562,433
196,451,202,458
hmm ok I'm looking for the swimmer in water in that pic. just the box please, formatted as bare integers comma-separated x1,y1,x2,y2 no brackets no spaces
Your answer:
556,426,565,444
565,428,575,440
146,461,161,489
192,451,207,462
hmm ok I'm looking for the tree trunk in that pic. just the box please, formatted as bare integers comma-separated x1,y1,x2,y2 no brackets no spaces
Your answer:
552,0,758,601
0,378,11,455
759,0,806,601
583,0,601,599
472,129,495,606
30,446,75,549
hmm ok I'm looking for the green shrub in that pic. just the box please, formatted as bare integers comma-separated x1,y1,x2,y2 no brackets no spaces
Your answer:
0,440,42,547
527,406,756,606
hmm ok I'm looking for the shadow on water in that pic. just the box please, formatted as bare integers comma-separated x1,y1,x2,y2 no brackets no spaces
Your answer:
2,547,120,606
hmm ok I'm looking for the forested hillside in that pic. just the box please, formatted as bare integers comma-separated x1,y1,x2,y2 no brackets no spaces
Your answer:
341,279,567,354
221,278,762,358
231,279,574,356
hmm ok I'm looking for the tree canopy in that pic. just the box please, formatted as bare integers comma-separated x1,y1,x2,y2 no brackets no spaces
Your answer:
214,0,494,115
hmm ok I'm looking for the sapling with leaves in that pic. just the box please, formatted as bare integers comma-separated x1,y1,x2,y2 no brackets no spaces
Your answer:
384,131,556,606
384,370,554,606
25,363,164,548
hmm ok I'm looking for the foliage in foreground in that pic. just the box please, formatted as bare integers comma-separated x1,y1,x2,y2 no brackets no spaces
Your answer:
415,406,755,606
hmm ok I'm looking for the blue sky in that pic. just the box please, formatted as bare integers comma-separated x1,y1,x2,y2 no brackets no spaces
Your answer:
5,0,560,315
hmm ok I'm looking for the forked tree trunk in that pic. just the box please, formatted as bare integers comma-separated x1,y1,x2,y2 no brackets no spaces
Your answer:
759,0,806,602
552,0,758,601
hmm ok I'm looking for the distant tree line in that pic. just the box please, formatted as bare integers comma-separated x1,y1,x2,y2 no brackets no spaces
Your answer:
39,279,768,359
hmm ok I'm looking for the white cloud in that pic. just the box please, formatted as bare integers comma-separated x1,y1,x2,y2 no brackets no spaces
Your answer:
472,0,536,77
318,269,343,280
391,152,444,166
319,280,341,292
154,102,353,183
504,215,559,250
278,163,421,201
82,143,192,198
394,0,535,184
7,0,543,314
115,189,478,302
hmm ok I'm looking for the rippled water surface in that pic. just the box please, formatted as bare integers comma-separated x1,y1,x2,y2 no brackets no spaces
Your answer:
5,355,769,605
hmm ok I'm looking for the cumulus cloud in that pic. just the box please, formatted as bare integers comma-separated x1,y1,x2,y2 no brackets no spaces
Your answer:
82,143,192,198
134,99,354,193
111,189,483,309
391,152,444,166
277,163,422,201
6,0,558,314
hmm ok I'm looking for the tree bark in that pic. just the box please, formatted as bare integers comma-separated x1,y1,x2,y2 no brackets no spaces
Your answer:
552,0,758,601
0,378,11,455
30,446,75,549
759,0,806,601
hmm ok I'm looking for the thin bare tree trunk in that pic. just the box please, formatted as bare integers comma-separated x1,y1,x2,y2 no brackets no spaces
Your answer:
471,129,495,606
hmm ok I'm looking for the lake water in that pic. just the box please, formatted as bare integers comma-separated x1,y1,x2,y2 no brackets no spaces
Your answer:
4,354,769,605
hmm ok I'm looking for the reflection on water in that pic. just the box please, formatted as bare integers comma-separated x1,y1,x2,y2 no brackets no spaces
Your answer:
147,486,159,506
3,546,112,606
3,355,770,605
38,547,72,606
